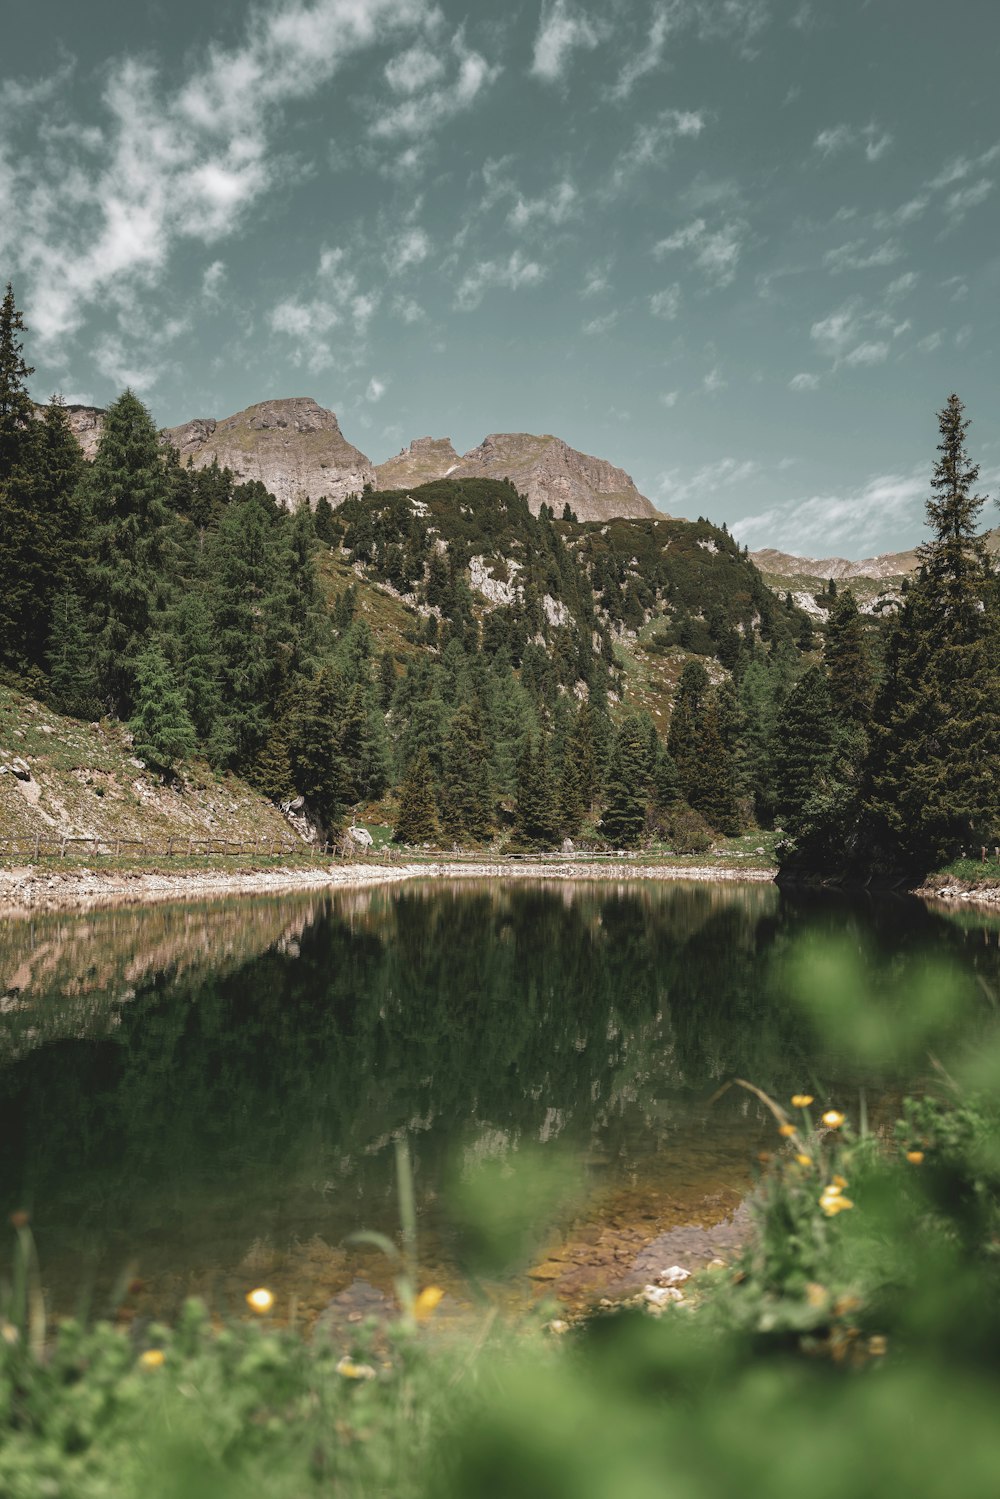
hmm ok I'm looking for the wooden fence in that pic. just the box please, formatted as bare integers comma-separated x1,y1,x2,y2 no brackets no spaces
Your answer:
0,834,312,861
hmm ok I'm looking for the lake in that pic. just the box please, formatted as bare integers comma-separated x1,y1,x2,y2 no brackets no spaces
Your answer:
2,879,998,1326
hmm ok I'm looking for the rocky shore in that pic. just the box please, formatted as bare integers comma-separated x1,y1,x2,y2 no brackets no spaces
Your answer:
0,858,777,915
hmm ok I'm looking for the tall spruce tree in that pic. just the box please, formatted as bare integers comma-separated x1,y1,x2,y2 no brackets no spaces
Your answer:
515,737,561,847
864,396,1000,869
600,717,649,848
773,665,837,827
440,703,493,843
394,748,439,844
85,390,172,712
128,644,197,771
0,283,34,482
825,588,874,726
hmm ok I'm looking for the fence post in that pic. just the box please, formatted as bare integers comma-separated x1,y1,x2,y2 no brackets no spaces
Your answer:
34,833,40,860
60,837,67,858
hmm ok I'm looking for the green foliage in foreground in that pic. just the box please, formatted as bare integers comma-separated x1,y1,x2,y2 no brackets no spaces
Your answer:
4,938,1000,1498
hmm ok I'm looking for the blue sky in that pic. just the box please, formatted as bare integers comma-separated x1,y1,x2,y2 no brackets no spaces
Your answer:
2,0,998,556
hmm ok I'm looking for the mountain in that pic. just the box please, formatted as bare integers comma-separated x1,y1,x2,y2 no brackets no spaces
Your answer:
750,545,920,581
376,431,658,521
51,398,658,522
161,397,376,509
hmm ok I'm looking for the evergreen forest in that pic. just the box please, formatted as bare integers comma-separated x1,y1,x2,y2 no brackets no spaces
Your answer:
2,284,998,878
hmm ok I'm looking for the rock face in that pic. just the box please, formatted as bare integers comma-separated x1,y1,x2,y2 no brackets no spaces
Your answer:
162,398,376,509
376,430,658,521
49,395,658,520
375,436,462,489
750,546,920,581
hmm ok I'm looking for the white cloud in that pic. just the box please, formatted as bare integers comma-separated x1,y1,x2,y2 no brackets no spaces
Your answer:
609,5,672,100
384,43,446,95
809,296,896,368
654,217,745,286
370,32,500,140
531,0,605,83
650,284,681,319
366,375,387,402
582,310,617,336
945,178,993,215
917,330,943,354
823,238,901,273
1,0,437,357
733,468,927,555
455,250,545,310
885,270,918,300
580,262,613,298
703,366,727,394
392,295,426,323
660,389,679,408
814,122,892,161
384,225,430,274
611,109,706,189
843,340,889,367
655,455,757,514
508,179,577,231
269,245,379,372
201,259,227,300
789,372,819,391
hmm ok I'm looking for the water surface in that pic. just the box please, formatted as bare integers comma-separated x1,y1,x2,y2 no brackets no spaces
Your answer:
2,880,997,1323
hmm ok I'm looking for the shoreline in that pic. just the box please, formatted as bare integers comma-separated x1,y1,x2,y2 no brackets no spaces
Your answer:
0,857,777,916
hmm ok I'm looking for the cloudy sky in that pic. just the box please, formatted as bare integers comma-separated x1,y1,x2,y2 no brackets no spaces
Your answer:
2,0,998,556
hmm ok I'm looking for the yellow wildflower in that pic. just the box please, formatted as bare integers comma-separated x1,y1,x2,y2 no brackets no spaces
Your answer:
833,1174,849,1190
822,1110,845,1129
139,1349,165,1369
820,1187,854,1217
868,1335,888,1357
791,1095,814,1109
246,1287,274,1314
806,1282,828,1308
778,1123,796,1138
795,1154,813,1167
336,1355,376,1381
906,1150,925,1164
413,1285,445,1323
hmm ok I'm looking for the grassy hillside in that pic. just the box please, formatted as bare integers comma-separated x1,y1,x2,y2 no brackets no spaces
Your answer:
0,684,294,848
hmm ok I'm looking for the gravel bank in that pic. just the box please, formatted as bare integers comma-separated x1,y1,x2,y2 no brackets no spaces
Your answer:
0,859,776,915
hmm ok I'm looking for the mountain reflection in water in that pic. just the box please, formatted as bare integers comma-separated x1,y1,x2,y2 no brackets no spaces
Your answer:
1,879,998,1323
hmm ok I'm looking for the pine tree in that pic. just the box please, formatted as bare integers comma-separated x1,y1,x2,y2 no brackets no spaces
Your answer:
128,644,197,771
440,703,493,843
0,283,34,482
600,718,649,847
686,698,741,835
340,682,390,802
47,591,101,720
314,494,336,543
288,667,348,836
515,737,561,847
773,666,837,826
85,390,173,713
825,588,873,726
667,660,710,802
394,748,439,843
864,395,1000,869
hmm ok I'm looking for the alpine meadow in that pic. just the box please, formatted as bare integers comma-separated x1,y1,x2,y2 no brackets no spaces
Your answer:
2,3,1000,1497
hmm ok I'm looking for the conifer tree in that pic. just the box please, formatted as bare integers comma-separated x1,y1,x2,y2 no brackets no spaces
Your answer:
313,494,336,543
515,737,561,847
864,395,1000,868
47,591,101,720
340,682,390,802
0,283,34,482
394,748,439,843
440,704,493,843
667,660,710,803
128,644,197,771
686,698,741,835
600,717,649,847
85,390,172,712
825,588,873,726
772,666,837,826
288,667,348,835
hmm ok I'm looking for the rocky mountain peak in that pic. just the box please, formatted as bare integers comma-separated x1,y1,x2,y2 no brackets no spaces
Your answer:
162,397,375,509
374,436,462,489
